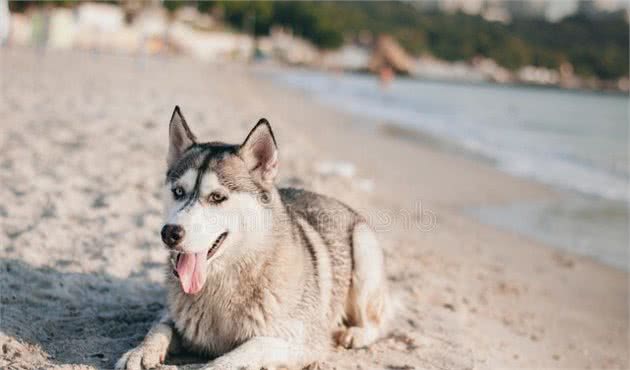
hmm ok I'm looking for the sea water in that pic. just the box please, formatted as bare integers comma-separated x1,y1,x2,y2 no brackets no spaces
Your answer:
263,67,629,269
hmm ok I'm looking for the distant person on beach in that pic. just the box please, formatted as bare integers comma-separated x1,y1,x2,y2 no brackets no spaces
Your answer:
379,65,394,89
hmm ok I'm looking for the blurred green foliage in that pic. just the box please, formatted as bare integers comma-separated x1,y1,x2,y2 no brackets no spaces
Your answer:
10,1,628,79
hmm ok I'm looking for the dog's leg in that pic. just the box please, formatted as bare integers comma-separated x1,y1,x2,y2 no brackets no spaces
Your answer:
116,312,180,370
202,336,312,370
337,223,388,349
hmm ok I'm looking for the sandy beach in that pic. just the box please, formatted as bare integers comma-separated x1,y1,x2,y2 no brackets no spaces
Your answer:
0,49,627,369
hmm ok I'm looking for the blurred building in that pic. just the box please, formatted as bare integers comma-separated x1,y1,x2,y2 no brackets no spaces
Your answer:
482,1,511,23
320,44,370,71
6,2,254,60
578,0,629,16
440,0,486,15
416,0,628,22
517,65,559,85
257,27,318,65
169,21,253,62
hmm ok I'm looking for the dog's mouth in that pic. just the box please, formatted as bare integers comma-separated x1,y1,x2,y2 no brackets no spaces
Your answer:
207,231,229,260
172,231,228,295
172,231,229,271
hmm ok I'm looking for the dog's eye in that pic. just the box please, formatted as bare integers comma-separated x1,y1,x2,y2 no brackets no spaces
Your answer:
172,186,186,200
208,192,227,204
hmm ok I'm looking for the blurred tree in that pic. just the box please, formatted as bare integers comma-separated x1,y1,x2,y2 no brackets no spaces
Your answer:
196,0,215,14
162,0,184,13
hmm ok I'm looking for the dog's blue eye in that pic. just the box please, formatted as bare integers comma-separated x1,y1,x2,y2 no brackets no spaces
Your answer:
172,186,185,199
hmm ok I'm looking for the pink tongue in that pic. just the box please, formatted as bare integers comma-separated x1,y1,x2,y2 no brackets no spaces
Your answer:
176,252,207,295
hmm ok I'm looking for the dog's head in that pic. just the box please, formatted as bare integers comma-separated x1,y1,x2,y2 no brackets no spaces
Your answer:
161,106,278,295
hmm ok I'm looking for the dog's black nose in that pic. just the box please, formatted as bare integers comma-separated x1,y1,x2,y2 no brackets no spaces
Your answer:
161,224,185,247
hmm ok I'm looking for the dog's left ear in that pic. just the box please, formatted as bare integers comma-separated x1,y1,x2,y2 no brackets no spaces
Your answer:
239,118,278,186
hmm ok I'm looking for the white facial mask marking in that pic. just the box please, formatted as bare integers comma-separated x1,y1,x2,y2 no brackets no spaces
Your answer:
163,170,274,256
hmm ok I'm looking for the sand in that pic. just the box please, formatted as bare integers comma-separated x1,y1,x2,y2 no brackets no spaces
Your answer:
0,48,627,370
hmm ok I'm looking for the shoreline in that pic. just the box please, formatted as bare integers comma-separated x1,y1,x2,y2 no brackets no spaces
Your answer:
355,108,628,271
254,64,628,270
249,63,558,206
337,67,630,97
0,49,627,369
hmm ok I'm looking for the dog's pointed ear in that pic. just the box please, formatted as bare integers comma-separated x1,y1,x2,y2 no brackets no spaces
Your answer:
168,106,196,166
239,118,278,186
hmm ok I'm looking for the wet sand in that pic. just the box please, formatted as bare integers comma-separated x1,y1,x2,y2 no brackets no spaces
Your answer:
0,49,627,369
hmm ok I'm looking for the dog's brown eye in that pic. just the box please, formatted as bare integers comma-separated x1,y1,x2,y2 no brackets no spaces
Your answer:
259,192,271,204
172,186,185,200
208,192,227,204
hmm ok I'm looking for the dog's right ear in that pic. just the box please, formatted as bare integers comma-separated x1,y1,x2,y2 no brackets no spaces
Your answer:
168,106,196,166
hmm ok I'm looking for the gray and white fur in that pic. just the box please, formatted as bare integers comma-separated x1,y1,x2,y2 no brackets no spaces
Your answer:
116,107,389,370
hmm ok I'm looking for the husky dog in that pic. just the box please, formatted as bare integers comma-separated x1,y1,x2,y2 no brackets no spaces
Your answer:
116,107,389,370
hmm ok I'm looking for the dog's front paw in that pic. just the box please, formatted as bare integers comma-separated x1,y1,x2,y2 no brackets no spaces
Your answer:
335,326,379,349
115,344,166,370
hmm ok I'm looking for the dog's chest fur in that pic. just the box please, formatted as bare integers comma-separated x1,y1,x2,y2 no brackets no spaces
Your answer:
167,264,277,355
